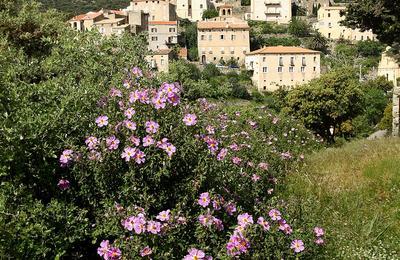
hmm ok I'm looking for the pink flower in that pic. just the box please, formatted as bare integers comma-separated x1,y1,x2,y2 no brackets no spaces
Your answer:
109,88,122,97
124,120,137,131
315,238,324,245
183,114,197,126
314,227,325,237
146,221,161,234
121,147,135,162
156,210,171,222
269,209,282,221
96,115,109,127
129,91,140,103
217,148,228,161
134,149,146,164
232,157,242,165
213,217,224,231
206,125,215,134
142,135,154,147
57,179,70,190
85,136,98,150
279,220,292,235
204,137,218,153
290,240,305,253
237,213,253,227
226,233,250,257
251,174,260,182
258,162,269,170
224,202,237,216
132,67,143,77
124,108,136,119
183,248,206,260
59,149,74,166
97,240,110,258
198,214,214,227
145,121,159,134
152,95,166,109
257,217,270,231
140,246,152,257
106,136,120,150
129,135,140,146
164,143,176,158
107,247,122,260
198,192,210,207
139,90,150,104
88,150,102,161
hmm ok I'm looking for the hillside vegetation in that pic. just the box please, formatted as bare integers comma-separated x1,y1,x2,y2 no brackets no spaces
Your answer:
39,0,130,14
284,138,400,259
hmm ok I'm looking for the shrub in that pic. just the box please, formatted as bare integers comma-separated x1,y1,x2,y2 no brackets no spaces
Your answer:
53,67,324,258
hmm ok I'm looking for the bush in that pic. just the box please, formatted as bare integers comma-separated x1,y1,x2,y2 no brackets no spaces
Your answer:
57,72,324,258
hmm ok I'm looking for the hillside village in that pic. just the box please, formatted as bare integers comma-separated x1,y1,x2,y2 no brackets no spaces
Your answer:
67,0,398,93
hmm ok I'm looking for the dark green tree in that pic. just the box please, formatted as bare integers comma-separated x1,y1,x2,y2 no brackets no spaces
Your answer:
202,8,219,20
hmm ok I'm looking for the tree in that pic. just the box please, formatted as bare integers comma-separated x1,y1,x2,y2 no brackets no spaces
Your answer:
202,8,218,20
343,0,400,60
305,31,329,53
201,63,221,80
288,17,311,37
285,68,364,142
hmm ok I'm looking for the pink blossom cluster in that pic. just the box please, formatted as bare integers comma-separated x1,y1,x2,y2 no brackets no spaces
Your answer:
183,248,212,260
97,240,121,260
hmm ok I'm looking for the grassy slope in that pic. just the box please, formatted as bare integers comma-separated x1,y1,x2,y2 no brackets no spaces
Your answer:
284,138,400,259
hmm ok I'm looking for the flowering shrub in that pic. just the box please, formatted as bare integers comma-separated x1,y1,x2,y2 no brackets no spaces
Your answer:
57,67,324,258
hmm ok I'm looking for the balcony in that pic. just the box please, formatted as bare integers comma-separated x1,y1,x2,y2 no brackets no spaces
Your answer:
264,0,281,5
265,9,281,15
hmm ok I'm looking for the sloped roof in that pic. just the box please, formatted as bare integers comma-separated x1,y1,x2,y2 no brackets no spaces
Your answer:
148,21,178,25
197,20,249,30
247,46,320,55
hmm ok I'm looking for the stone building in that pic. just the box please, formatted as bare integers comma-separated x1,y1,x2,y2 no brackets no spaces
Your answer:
249,0,292,24
148,21,178,51
378,48,400,136
314,5,375,41
146,49,172,73
245,46,321,92
126,0,177,21
176,0,210,21
197,17,250,64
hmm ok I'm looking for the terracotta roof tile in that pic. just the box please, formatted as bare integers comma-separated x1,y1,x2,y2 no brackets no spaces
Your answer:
148,21,178,25
197,20,249,30
247,46,320,55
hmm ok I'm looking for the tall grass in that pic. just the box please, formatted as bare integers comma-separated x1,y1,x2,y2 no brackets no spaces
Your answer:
283,138,400,259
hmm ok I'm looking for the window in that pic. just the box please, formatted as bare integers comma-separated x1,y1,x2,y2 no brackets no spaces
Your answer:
209,35,212,40
152,15,155,20
290,57,294,66
262,67,268,73
328,33,331,38
302,57,306,66
231,35,236,40
263,86,266,90
151,36,158,41
289,67,294,72
230,47,234,54
161,59,164,65
301,66,305,72
151,28,157,33
278,67,283,73
279,57,283,66
201,35,205,40
328,22,331,28
328,13,331,18
169,28,175,33
220,35,224,40
314,56,316,62
313,67,316,72
263,57,266,62
200,4,203,8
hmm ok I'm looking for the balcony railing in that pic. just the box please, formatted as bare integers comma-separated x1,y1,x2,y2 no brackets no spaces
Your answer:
264,0,281,5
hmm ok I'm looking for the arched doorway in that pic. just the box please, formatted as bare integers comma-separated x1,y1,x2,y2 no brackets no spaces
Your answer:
201,55,206,64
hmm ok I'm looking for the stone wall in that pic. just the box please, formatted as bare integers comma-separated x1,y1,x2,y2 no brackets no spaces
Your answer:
393,81,400,136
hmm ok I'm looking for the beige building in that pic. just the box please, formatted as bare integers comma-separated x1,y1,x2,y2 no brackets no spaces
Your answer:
314,6,375,41
197,17,250,64
126,0,176,21
176,0,210,21
69,10,143,36
146,49,172,73
148,21,178,51
378,48,400,88
249,0,292,24
245,46,321,92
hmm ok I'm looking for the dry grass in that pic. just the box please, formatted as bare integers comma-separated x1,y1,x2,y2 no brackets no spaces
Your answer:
284,138,400,259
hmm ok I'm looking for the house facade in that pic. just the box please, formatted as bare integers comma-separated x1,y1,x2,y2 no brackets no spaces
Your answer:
126,0,176,21
148,21,178,51
378,48,400,88
197,17,250,64
314,6,375,41
245,46,321,92
176,0,209,21
249,0,292,24
146,49,172,73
